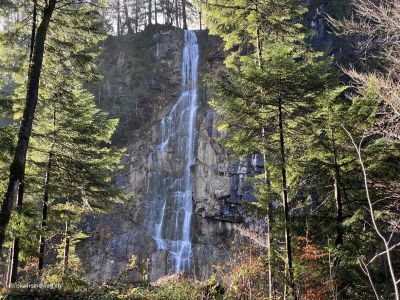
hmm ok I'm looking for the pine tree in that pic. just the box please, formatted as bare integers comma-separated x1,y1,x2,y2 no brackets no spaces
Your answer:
0,0,57,256
0,0,109,280
1,51,124,281
31,78,124,273
204,1,338,296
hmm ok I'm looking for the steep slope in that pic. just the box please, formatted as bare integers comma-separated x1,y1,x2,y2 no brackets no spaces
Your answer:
76,25,261,282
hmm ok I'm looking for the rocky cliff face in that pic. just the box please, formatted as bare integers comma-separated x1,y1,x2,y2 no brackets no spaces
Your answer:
76,25,262,282
76,1,347,281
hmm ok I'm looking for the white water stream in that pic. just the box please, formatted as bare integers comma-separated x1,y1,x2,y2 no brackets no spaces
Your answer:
146,30,199,272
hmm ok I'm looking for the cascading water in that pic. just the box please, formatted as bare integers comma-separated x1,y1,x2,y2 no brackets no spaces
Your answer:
146,30,199,273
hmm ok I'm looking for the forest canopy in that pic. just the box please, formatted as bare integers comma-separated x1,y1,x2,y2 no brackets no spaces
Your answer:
0,0,399,299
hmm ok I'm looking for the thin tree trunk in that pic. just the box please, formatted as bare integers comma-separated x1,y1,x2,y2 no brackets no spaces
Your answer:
263,163,272,299
0,0,57,254
8,173,25,283
278,98,296,299
38,110,56,271
331,129,344,247
262,153,273,300
331,130,344,297
123,0,133,34
174,0,179,28
154,0,157,24
262,154,273,300
29,0,37,62
256,24,262,68
9,237,20,284
359,259,380,300
148,0,152,25
135,0,139,32
6,247,12,287
117,0,121,35
344,129,399,300
38,151,53,271
258,30,271,298
182,0,187,29
262,127,273,298
266,214,272,299
199,8,202,30
63,221,70,273
165,0,171,25
8,182,24,284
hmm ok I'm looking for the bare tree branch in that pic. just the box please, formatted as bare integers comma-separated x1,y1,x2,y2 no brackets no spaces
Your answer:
330,0,400,141
343,125,399,300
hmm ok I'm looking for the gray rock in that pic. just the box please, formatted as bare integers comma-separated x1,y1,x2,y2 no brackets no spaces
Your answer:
76,26,262,283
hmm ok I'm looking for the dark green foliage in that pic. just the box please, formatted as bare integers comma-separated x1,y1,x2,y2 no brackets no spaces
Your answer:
203,0,400,298
0,0,398,297
0,0,126,281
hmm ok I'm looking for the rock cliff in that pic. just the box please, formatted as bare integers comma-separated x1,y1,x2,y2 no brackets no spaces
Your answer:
76,1,350,282
76,25,262,282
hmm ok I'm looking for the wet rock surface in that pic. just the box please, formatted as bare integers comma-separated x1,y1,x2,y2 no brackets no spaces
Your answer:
76,25,263,283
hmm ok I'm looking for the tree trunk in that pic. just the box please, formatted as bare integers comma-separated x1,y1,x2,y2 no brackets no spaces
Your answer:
174,0,179,28
0,0,57,254
154,0,157,24
148,0,152,25
8,170,25,283
182,0,187,29
135,0,139,32
331,129,344,247
117,0,121,35
278,98,296,299
29,0,37,62
262,130,273,300
256,24,262,68
38,151,53,271
199,8,202,30
165,0,171,25
259,33,271,296
63,221,70,273
123,0,133,34
266,214,272,299
9,183,24,284
6,247,12,287
9,238,20,284
345,128,400,300
6,0,38,281
263,153,273,299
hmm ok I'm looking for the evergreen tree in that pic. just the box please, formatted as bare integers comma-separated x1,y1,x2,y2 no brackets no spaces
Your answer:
31,78,124,273
204,0,400,298
1,51,124,282
0,0,57,255
204,1,337,296
0,0,114,282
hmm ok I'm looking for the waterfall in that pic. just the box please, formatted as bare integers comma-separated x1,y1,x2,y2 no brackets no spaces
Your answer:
146,30,199,273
